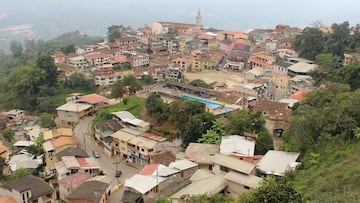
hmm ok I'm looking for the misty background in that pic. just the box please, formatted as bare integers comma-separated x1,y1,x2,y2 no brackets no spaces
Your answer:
1,0,359,51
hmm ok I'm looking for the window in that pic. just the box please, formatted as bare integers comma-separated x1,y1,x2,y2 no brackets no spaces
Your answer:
244,186,250,190
220,165,229,172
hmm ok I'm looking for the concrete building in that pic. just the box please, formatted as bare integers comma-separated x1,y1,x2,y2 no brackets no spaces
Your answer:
68,56,88,70
56,103,93,127
0,175,55,203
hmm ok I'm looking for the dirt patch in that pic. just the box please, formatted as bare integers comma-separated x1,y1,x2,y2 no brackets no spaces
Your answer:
184,71,245,88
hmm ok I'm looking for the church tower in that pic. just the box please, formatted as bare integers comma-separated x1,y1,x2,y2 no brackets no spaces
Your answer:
196,9,202,27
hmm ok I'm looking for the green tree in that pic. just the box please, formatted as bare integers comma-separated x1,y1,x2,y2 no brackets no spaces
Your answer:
121,74,143,94
64,73,95,90
227,110,265,135
2,128,14,143
141,75,155,85
155,197,171,203
40,113,56,129
255,131,274,155
7,66,45,109
111,80,125,98
198,118,226,144
9,40,23,58
180,112,215,147
0,157,5,180
180,194,234,203
240,177,303,203
189,79,209,88
145,93,167,123
184,100,204,117
36,54,58,87
295,27,325,60
325,21,350,58
26,135,44,155
107,25,131,42
7,169,31,181
61,44,75,55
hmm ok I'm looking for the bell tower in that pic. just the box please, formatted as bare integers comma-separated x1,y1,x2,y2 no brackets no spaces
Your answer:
196,9,202,27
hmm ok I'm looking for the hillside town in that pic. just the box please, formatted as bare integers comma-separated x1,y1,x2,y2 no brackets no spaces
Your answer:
0,8,360,203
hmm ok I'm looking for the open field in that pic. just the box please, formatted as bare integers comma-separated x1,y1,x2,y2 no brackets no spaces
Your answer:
184,71,245,88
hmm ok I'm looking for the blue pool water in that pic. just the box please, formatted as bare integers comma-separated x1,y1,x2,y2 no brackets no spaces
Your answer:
181,95,222,109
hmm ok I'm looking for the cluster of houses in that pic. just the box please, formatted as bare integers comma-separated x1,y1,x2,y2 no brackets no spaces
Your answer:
0,125,112,203
122,134,300,202
4,13,353,203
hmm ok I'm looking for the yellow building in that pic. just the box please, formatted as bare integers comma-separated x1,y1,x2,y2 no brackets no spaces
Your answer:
43,128,73,141
110,128,141,158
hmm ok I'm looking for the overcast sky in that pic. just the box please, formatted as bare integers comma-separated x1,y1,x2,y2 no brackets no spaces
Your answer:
1,0,360,37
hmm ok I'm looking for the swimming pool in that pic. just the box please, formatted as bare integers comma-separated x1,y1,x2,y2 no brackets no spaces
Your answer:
180,95,223,109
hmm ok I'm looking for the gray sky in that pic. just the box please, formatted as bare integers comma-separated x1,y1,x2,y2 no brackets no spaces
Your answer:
1,0,360,37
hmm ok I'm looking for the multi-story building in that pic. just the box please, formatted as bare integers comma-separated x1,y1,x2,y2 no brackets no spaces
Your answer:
111,128,142,159
249,52,275,71
86,53,110,67
129,53,150,68
68,56,88,70
94,67,118,86
190,49,223,72
0,175,55,203
55,156,100,180
171,57,190,72
152,21,200,35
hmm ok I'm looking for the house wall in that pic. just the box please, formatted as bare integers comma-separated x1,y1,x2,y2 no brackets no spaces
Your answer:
59,184,71,202
226,180,250,198
0,188,23,203
57,111,79,126
37,192,55,203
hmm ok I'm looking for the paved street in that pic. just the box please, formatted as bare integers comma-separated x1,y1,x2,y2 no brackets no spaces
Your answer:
74,116,142,202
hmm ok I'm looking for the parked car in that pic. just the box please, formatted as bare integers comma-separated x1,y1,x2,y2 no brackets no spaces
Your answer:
92,150,100,158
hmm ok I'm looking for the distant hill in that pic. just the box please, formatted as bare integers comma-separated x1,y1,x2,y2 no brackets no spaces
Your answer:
48,30,102,47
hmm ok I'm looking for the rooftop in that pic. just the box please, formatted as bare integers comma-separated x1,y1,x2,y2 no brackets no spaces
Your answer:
256,150,300,176
184,143,219,164
169,159,198,171
56,103,92,112
124,174,158,194
67,180,109,201
287,61,317,73
58,172,92,190
77,93,109,105
224,171,262,188
220,135,255,157
213,154,255,175
0,175,54,199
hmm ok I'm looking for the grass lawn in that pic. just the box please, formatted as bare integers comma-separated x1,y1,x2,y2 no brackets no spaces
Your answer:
93,96,145,123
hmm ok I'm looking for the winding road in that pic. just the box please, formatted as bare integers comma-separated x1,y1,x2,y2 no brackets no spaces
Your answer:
74,116,142,202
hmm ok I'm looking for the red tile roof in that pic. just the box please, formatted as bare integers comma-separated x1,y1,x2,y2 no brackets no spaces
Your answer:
143,133,166,142
140,164,159,176
58,172,92,190
52,136,80,149
78,93,109,105
288,89,312,102
249,100,292,121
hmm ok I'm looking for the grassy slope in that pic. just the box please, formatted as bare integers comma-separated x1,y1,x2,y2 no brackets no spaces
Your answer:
291,140,360,202
93,96,145,123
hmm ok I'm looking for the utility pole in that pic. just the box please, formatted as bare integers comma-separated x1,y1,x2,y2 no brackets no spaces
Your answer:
113,160,121,186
